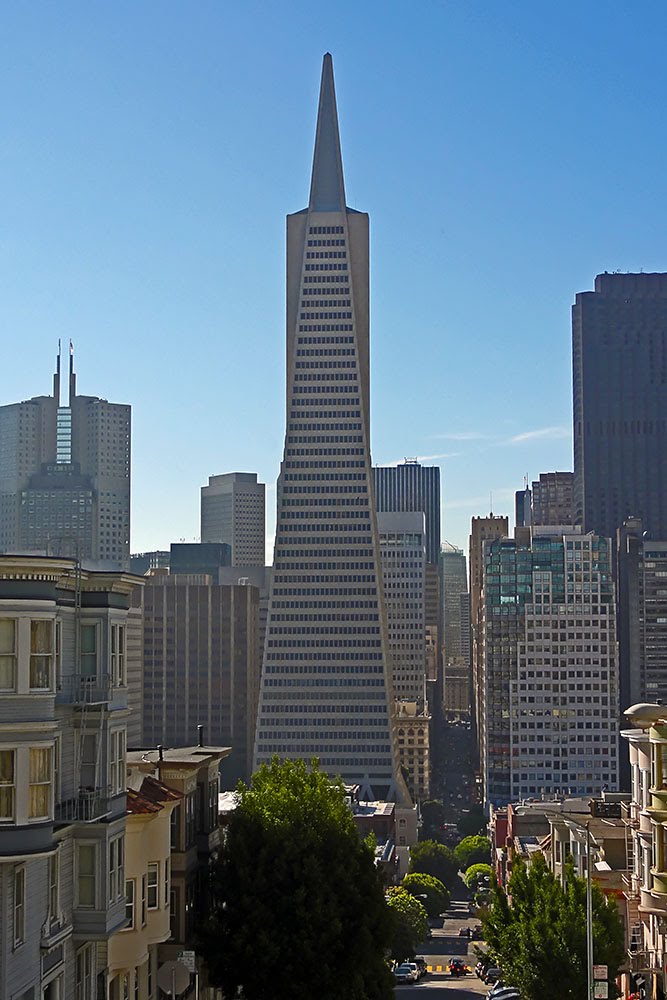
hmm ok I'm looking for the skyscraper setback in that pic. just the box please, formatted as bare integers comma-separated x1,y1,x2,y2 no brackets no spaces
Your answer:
0,347,130,568
253,55,407,802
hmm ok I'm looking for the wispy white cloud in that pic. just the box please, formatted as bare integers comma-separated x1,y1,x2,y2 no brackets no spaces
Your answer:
505,426,571,445
431,431,492,442
443,487,516,511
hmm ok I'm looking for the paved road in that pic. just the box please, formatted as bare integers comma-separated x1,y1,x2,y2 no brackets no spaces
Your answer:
395,976,486,996
396,897,488,993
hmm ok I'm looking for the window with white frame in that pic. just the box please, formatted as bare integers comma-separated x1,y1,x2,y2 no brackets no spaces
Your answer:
30,619,53,689
0,749,15,820
110,729,126,795
0,619,16,690
76,943,95,1000
49,850,60,922
29,746,52,819
80,623,98,678
55,620,62,690
14,865,25,946
111,623,126,687
77,843,97,908
124,878,135,928
164,857,170,908
147,862,159,909
109,835,124,903
141,873,147,926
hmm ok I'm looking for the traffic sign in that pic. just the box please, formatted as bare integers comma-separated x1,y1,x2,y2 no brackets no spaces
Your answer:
178,950,196,973
157,961,190,997
594,983,609,999
594,966,608,980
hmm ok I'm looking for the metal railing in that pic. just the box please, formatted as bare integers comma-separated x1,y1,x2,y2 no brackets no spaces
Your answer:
55,786,112,822
56,673,113,705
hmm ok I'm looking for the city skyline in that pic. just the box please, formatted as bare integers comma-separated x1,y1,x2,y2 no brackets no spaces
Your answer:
3,3,667,556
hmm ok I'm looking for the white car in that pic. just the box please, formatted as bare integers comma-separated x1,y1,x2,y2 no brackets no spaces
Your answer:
394,963,418,984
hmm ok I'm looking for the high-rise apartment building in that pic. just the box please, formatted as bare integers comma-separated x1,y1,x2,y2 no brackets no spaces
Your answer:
573,272,667,541
200,472,265,566
373,461,441,565
469,513,508,762
253,55,408,802
0,347,131,568
134,574,260,785
480,527,619,807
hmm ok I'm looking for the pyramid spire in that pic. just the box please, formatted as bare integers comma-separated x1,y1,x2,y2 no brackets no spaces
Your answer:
309,53,346,212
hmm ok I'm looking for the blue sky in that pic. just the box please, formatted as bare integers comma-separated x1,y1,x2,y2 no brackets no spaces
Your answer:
2,2,666,559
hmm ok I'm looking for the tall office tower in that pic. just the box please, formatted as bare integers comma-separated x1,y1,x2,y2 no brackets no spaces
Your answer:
0,554,136,997
378,512,430,799
440,541,468,662
0,346,131,568
480,527,619,807
617,516,667,787
377,512,427,705
373,461,441,566
135,574,260,785
531,471,574,526
253,55,408,802
200,472,265,566
469,513,508,763
573,272,667,541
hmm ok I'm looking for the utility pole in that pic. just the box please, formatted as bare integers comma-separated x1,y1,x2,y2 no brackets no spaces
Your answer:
586,822,594,1000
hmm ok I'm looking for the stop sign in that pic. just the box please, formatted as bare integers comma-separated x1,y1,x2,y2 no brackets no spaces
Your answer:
157,960,191,997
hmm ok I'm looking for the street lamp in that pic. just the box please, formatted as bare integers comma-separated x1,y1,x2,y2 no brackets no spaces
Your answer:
565,820,594,1000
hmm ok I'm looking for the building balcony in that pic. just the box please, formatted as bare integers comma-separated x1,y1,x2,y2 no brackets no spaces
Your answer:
56,673,113,705
55,786,112,823
621,801,640,829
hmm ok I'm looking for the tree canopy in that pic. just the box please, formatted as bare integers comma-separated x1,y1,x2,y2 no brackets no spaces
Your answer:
408,839,459,888
455,834,490,869
457,804,486,837
481,853,625,1000
386,887,428,963
402,872,450,917
199,757,394,1000
420,799,447,841
463,863,493,889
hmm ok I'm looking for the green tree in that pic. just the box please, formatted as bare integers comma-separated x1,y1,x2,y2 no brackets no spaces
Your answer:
455,834,490,869
481,854,625,1000
457,804,486,837
387,887,428,963
409,839,459,888
199,758,394,1000
463,863,493,889
420,799,447,841
402,872,450,916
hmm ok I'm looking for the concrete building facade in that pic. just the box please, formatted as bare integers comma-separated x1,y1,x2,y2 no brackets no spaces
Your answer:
200,473,265,567
253,55,407,802
0,348,131,569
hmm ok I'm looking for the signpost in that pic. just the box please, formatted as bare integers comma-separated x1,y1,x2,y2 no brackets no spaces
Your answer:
157,960,190,998
594,984,609,999
178,951,196,974
594,966,608,981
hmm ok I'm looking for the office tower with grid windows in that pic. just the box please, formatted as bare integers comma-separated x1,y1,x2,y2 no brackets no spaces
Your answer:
0,347,130,568
253,55,408,803
200,472,265,567
480,527,619,808
573,272,667,541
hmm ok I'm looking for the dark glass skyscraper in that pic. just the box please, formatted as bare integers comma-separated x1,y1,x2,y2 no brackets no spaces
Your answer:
373,461,441,565
573,272,667,541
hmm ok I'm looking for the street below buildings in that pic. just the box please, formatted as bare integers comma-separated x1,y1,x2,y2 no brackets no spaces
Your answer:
396,898,488,996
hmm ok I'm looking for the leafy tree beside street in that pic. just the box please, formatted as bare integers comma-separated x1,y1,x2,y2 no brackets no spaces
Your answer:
198,757,394,1000
402,872,449,916
481,853,625,1000
455,834,490,870
457,804,486,837
386,887,428,963
408,839,459,889
463,862,493,889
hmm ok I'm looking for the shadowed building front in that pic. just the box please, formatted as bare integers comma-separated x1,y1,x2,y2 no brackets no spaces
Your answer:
253,55,408,803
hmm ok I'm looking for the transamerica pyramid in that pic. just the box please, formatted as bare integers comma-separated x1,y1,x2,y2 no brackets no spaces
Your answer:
253,54,410,804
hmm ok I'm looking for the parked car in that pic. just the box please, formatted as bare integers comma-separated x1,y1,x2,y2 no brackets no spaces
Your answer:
414,957,428,979
484,967,502,984
394,963,418,984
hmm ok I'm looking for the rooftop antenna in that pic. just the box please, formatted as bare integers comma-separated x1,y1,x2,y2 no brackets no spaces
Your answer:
490,491,493,517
